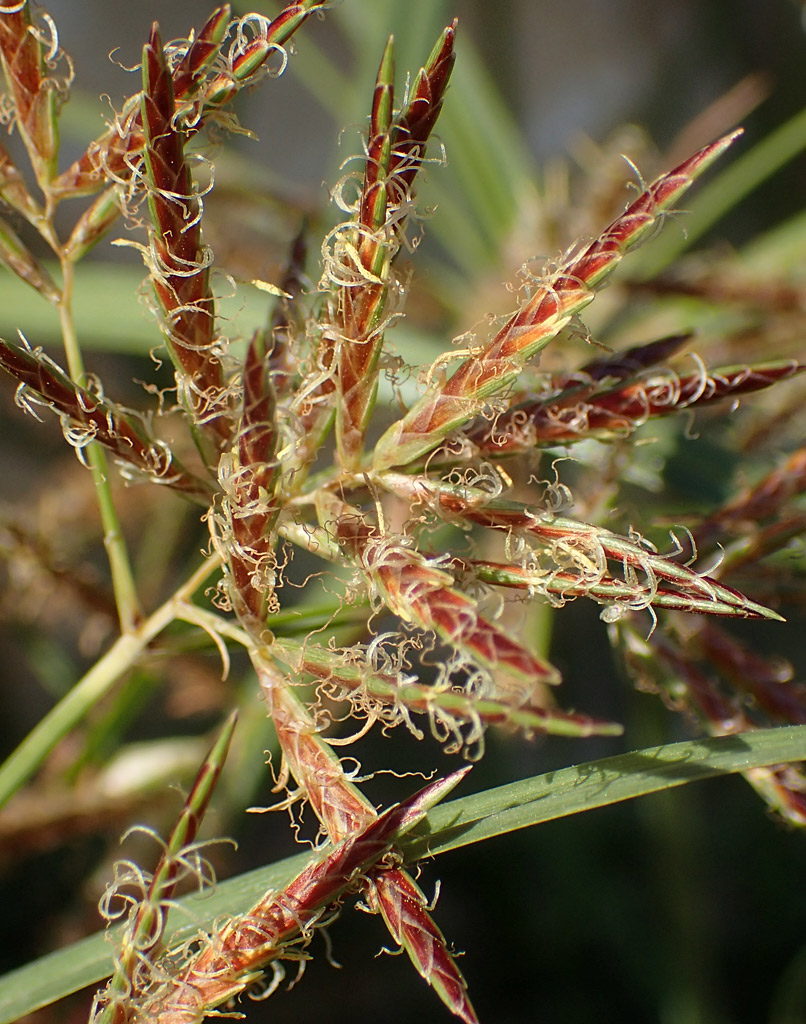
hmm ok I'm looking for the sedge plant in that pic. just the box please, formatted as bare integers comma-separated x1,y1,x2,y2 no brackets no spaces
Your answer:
1,2,806,1022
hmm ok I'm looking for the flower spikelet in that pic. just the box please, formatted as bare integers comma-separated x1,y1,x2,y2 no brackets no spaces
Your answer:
614,619,806,824
142,752,471,1024
49,5,229,200
217,328,281,629
379,472,781,622
0,336,212,501
140,23,229,446
273,636,621,758
322,492,560,702
257,661,479,1023
52,3,330,201
91,714,237,1024
366,866,478,1024
0,0,61,185
304,22,458,472
0,135,41,222
472,353,804,451
373,131,742,471
0,213,59,298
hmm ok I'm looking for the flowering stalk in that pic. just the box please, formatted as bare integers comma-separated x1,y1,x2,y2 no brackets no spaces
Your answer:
2,6,806,1022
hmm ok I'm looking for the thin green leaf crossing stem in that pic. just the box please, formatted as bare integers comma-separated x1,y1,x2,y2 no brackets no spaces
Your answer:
407,726,806,857
1,725,804,1024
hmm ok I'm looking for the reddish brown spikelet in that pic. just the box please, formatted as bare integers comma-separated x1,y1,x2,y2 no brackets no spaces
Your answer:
280,638,620,748
328,495,559,694
743,763,806,827
334,36,396,468
368,867,479,1024
332,22,456,468
290,336,338,469
0,0,59,184
0,214,59,299
618,623,806,824
697,623,806,726
141,24,229,444
474,358,804,451
220,330,281,627
389,20,457,194
267,223,308,399
51,6,230,199
261,662,376,840
239,333,277,495
382,472,780,621
259,665,478,1023
144,772,460,1023
465,332,692,451
578,332,693,381
464,557,768,618
698,446,806,541
51,98,145,200
171,4,232,98
62,186,122,263
92,715,237,1024
0,136,41,221
201,1,331,108
53,2,327,201
522,517,776,621
582,358,803,419
373,132,741,470
0,337,212,501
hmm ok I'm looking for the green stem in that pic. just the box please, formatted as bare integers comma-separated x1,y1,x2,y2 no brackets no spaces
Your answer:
0,554,221,812
57,257,140,632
